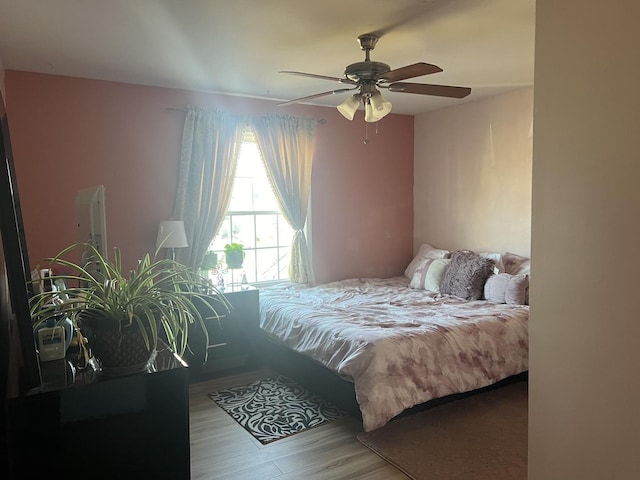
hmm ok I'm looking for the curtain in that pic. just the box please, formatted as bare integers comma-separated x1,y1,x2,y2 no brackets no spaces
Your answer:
252,113,318,283
172,106,245,268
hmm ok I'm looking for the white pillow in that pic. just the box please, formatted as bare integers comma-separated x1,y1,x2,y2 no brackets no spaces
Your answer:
405,243,450,279
409,258,451,293
484,273,529,305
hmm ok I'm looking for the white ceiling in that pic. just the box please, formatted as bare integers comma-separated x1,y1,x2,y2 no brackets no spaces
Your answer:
0,0,535,115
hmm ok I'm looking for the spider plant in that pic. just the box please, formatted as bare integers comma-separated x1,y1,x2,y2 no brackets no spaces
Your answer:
30,243,229,369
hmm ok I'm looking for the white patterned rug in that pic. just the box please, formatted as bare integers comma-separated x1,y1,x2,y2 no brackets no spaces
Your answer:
208,375,346,444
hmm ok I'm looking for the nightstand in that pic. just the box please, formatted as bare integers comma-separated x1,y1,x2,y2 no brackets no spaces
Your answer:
185,285,259,379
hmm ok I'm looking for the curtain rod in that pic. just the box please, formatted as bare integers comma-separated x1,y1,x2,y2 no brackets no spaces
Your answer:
165,107,326,125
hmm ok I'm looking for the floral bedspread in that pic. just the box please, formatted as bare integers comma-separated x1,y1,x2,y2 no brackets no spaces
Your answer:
259,277,529,431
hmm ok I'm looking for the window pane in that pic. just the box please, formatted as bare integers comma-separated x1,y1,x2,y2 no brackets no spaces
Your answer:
231,215,255,249
256,248,280,281
256,215,278,247
254,178,279,211
228,141,279,212
229,177,254,211
278,217,294,246
240,249,255,283
211,217,231,251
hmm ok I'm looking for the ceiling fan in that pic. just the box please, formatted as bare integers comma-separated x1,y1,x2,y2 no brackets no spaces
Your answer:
279,34,471,122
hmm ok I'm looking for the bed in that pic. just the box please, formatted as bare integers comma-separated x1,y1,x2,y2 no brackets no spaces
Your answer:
257,246,530,432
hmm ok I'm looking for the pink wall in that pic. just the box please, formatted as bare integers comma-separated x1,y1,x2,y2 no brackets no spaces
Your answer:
414,88,533,257
4,71,413,283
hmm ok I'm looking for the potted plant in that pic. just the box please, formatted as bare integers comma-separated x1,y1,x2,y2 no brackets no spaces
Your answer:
224,242,245,269
30,243,229,376
201,250,219,270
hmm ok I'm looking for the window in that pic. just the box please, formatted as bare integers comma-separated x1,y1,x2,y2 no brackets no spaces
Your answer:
209,132,293,284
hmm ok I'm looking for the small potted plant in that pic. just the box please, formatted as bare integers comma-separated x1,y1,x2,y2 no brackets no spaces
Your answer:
224,243,245,269
201,250,219,270
30,243,229,376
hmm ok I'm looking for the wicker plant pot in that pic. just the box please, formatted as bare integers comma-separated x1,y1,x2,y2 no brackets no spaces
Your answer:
81,320,156,377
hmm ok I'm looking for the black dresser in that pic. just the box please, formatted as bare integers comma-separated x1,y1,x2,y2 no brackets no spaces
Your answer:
6,347,190,479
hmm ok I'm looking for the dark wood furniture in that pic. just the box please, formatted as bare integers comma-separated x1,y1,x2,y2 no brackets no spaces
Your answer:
6,347,190,479
185,285,259,380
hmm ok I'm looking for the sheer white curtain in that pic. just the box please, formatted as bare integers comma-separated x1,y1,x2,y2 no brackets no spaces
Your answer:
172,106,245,268
252,114,318,283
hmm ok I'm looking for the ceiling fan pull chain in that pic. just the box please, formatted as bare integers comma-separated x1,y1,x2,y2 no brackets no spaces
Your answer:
364,122,369,145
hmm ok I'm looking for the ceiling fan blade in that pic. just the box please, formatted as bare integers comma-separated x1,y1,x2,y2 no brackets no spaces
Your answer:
277,88,356,107
279,71,357,85
377,63,443,83
387,82,471,98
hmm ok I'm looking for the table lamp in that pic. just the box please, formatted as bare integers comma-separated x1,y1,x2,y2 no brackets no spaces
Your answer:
156,220,188,261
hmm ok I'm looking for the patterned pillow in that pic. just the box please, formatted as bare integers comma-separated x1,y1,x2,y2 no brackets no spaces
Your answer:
484,273,529,305
404,243,450,279
409,258,451,292
439,250,495,300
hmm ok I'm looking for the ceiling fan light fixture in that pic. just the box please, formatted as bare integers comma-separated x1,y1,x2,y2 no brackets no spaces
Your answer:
370,92,392,119
364,100,377,123
337,94,360,120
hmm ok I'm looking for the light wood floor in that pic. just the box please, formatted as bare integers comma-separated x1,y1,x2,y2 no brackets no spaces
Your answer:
188,368,409,480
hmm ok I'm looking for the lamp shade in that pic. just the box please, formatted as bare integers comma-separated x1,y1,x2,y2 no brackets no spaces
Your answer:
369,92,392,120
364,101,376,123
337,95,360,120
156,220,188,249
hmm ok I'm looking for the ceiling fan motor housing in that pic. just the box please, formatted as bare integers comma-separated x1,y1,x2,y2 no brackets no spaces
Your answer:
345,34,391,83
345,61,390,82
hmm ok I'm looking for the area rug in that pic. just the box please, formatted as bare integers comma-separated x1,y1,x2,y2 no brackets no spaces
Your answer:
208,375,346,444
357,381,528,480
